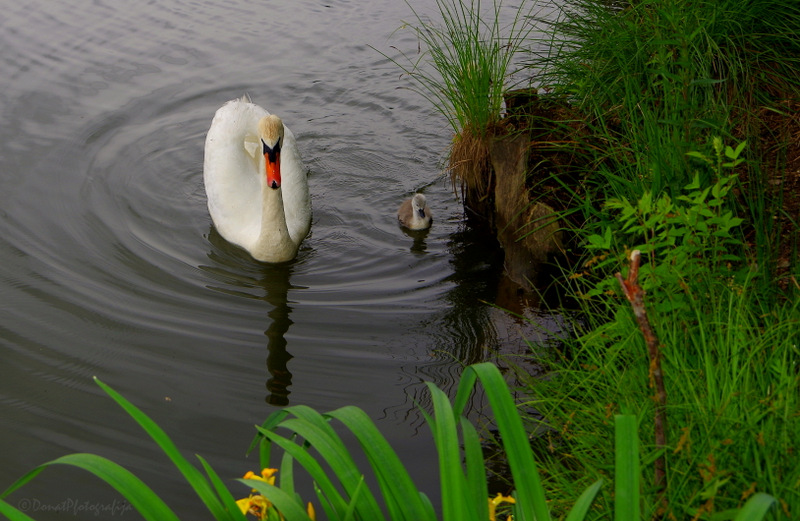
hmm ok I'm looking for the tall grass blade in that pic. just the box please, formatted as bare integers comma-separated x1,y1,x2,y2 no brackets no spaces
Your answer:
255,425,354,516
564,479,603,521
277,450,297,500
251,408,289,469
614,415,640,521
196,455,247,520
273,408,384,520
426,382,473,521
0,468,45,500
461,416,490,521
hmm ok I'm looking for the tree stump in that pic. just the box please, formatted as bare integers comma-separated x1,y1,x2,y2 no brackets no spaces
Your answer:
490,133,563,291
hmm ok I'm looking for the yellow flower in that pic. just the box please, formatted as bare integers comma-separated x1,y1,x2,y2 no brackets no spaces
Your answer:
488,493,516,521
237,469,279,520
236,494,270,520
243,468,279,485
236,469,316,521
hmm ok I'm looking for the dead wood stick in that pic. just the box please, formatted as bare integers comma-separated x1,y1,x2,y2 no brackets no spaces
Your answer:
616,250,668,498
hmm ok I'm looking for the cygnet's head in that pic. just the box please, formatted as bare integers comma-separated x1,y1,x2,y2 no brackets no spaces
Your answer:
411,193,428,217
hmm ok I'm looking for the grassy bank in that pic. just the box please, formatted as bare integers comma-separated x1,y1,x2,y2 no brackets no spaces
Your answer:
510,0,800,518
391,0,800,517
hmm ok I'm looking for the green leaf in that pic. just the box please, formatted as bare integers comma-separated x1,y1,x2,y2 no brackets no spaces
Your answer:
327,406,436,521
455,363,550,521
587,234,607,249
427,382,472,521
733,493,775,520
725,140,747,160
242,479,314,521
461,417,490,521
197,455,248,520
250,409,290,467
565,479,603,521
3,454,179,521
278,450,296,500
254,425,352,515
0,498,37,521
1,467,46,500
686,151,710,165
93,378,233,521
279,407,384,520
733,140,748,158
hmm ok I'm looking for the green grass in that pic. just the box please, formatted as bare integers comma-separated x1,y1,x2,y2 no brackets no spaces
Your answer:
517,165,799,518
524,271,799,519
377,0,536,197
384,0,534,137
509,6,800,516
531,0,800,211
518,153,799,518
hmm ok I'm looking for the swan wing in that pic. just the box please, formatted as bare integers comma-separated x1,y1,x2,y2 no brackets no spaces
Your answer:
278,125,311,245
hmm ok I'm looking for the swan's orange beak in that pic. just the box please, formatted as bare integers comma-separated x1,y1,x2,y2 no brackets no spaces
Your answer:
265,152,281,189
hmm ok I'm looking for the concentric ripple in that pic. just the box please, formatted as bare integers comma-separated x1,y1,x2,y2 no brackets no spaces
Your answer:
0,0,560,515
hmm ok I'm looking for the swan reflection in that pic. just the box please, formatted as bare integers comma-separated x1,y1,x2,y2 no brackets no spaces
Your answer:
203,226,302,406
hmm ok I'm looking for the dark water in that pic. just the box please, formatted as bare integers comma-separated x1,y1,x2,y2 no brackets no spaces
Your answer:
0,0,564,517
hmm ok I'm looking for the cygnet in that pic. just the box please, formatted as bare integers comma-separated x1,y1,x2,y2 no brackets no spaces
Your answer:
397,193,432,230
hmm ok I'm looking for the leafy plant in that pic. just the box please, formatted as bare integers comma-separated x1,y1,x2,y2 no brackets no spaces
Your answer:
531,0,800,204
582,138,747,315
0,365,779,520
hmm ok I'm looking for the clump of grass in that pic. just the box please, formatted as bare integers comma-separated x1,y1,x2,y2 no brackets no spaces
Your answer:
381,0,535,196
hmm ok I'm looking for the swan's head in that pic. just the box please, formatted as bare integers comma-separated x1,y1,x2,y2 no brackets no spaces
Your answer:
411,193,428,218
258,115,285,190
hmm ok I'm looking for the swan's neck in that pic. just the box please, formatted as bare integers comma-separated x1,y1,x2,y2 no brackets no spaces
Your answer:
251,182,297,263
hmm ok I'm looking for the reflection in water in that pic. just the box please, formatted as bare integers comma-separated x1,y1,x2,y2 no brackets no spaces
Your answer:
262,264,294,406
202,227,299,406
400,225,431,255
388,218,569,429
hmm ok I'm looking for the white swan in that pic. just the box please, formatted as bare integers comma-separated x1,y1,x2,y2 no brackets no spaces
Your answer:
204,95,311,263
397,193,432,230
